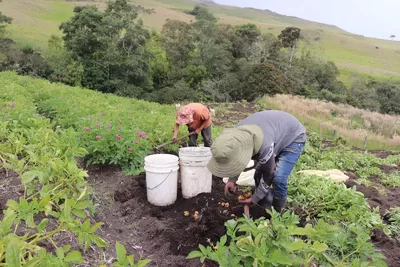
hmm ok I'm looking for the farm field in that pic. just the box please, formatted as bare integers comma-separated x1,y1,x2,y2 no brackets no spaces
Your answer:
1,0,400,85
1,71,400,266
259,94,400,150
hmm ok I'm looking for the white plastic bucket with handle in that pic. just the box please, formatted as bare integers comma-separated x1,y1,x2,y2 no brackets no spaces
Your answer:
144,154,179,206
179,147,212,199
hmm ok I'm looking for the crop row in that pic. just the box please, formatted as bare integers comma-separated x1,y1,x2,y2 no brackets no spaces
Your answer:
0,77,151,265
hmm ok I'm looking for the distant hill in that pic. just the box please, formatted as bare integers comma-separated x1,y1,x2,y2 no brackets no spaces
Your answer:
2,0,400,85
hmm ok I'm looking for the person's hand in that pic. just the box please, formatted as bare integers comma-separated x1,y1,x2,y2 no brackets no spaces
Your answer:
194,128,201,135
172,137,177,143
244,205,250,218
239,197,253,205
224,181,237,197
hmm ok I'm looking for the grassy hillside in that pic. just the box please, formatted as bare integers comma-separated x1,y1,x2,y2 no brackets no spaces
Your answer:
2,0,400,85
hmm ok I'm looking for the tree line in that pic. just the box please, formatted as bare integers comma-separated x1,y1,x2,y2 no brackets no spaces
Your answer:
0,0,399,114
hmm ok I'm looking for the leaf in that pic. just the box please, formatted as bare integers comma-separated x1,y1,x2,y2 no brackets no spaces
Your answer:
219,235,227,247
72,209,86,219
6,240,21,267
38,195,51,208
64,251,83,263
6,200,19,211
137,258,152,267
115,242,127,262
56,247,65,260
21,170,41,185
37,218,49,232
311,241,328,253
88,222,103,233
74,202,89,210
186,250,203,259
286,240,307,252
91,235,108,248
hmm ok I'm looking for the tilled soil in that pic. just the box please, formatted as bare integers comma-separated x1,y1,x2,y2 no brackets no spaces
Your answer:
86,165,251,267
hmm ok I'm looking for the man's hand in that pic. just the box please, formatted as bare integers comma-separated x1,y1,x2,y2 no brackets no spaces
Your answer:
238,197,252,205
172,137,177,143
194,128,201,135
224,181,237,197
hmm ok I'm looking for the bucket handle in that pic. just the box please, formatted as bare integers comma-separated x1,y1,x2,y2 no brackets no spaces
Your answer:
147,170,173,191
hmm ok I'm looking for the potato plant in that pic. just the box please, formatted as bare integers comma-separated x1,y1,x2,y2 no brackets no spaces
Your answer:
0,81,151,266
187,210,387,266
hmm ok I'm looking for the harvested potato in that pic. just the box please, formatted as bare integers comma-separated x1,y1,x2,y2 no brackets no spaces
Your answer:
225,203,230,208
222,210,229,215
184,211,190,217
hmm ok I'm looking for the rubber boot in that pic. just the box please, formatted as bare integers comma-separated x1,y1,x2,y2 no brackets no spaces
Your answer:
272,197,287,213
258,190,274,210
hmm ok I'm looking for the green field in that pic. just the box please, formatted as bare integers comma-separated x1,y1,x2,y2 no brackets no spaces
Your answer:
2,0,400,85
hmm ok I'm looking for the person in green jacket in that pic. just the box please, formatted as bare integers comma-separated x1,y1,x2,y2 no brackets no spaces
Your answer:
207,110,306,215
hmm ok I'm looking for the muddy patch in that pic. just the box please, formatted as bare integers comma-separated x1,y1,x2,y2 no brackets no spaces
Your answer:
0,169,22,219
86,165,252,267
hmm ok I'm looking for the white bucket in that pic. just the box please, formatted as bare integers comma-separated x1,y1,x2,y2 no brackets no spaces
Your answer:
144,154,179,206
179,147,212,199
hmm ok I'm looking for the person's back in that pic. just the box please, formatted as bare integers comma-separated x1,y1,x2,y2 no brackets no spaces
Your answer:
236,110,306,159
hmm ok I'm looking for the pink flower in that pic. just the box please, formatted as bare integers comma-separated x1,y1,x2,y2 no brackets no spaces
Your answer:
127,148,133,152
96,136,102,140
136,131,147,139
119,121,123,125
118,128,121,132
10,103,16,108
96,123,101,127
100,112,105,116
135,140,139,145
84,127,90,132
116,135,122,141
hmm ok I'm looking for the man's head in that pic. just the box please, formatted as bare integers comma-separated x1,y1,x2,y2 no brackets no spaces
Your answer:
207,127,255,178
176,106,195,125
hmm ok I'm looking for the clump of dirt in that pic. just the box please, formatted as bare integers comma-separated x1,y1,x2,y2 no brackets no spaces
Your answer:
345,179,400,215
371,229,400,266
212,102,255,127
0,169,22,219
351,147,400,159
381,164,400,174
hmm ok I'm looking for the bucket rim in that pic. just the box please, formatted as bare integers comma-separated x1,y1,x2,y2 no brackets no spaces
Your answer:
145,153,179,163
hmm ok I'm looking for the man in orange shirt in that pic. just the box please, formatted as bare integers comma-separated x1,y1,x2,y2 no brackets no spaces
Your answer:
172,103,213,147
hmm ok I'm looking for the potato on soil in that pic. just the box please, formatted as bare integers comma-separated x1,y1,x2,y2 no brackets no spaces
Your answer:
183,211,190,217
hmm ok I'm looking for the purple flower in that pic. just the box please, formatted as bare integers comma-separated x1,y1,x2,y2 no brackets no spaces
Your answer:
119,121,123,125
116,135,122,141
10,103,16,108
96,136,102,140
100,112,105,116
84,127,90,132
127,148,133,152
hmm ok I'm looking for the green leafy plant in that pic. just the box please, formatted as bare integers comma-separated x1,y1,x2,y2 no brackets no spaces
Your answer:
112,241,151,267
187,210,387,266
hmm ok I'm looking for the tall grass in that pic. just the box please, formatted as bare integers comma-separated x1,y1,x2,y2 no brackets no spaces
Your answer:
260,94,400,150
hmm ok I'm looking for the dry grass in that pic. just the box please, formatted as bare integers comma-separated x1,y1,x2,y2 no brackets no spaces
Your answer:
262,94,400,149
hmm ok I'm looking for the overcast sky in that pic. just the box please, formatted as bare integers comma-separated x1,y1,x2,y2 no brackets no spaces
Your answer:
214,0,399,40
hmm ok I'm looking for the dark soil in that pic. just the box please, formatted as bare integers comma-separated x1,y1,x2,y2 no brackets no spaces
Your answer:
345,179,400,215
371,229,400,267
85,165,261,267
0,169,22,219
352,147,400,159
212,102,255,127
